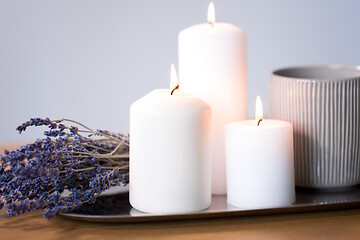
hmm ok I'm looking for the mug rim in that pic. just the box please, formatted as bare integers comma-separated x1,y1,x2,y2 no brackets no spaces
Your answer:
272,64,360,81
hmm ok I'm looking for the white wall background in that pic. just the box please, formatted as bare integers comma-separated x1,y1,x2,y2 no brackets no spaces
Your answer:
1,0,360,143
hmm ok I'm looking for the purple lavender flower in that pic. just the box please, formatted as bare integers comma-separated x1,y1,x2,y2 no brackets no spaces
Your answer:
1,118,129,219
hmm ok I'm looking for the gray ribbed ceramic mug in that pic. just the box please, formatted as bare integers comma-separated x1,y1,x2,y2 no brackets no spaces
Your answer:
269,65,360,189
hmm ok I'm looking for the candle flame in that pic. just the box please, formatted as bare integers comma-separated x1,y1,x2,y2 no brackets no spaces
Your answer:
207,2,215,26
170,63,179,95
256,95,263,125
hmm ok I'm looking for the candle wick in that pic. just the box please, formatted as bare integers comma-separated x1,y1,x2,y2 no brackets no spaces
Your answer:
209,22,214,28
257,119,262,126
171,85,179,95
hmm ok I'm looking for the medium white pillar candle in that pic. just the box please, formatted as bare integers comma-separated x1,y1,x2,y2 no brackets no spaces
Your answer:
225,96,295,209
129,65,211,214
178,3,247,194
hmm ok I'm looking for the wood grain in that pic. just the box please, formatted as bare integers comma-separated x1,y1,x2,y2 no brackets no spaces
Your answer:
1,145,360,240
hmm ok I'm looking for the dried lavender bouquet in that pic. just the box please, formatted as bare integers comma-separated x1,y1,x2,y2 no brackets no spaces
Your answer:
0,118,129,219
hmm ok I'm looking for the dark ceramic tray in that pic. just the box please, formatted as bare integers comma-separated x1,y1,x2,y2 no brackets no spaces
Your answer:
62,186,360,223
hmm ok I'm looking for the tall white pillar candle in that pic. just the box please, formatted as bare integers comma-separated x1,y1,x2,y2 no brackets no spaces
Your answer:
130,65,211,214
225,96,295,209
178,3,247,194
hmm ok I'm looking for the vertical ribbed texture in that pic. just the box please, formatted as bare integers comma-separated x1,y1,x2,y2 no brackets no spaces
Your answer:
269,77,360,188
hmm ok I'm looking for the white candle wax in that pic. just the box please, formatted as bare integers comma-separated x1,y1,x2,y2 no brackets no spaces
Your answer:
178,6,247,194
129,89,211,214
225,119,295,209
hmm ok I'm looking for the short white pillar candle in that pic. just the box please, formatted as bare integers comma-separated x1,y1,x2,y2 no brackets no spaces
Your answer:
225,96,295,209
129,64,211,214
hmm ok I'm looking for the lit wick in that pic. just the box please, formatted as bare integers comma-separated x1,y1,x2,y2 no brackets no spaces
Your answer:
207,2,215,28
170,63,179,96
171,85,179,95
255,95,263,126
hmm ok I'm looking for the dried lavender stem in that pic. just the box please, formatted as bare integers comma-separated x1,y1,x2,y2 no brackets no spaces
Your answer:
57,151,129,159
99,132,128,145
105,139,126,156
80,143,112,152
53,118,93,132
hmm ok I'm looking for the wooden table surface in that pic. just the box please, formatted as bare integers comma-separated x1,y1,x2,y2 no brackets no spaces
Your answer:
1,144,360,240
